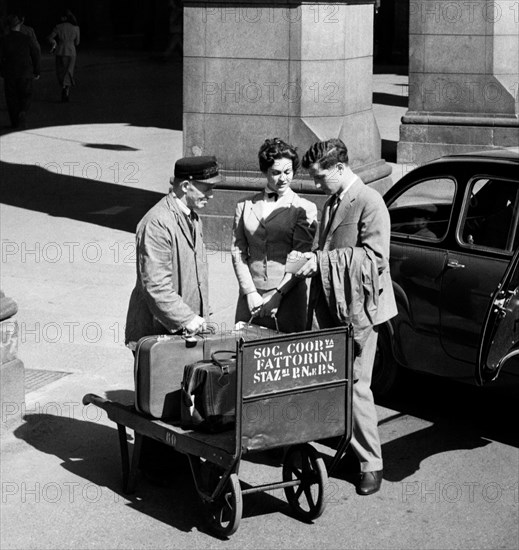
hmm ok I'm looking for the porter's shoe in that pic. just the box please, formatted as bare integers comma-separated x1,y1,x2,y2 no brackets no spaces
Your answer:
356,469,383,496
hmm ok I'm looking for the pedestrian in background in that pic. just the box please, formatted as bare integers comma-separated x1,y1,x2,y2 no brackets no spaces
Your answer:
16,12,41,55
48,9,80,102
0,14,40,129
231,138,317,333
297,138,397,496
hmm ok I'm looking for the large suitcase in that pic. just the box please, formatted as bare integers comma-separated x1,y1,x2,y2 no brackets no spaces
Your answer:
180,350,237,432
134,324,281,420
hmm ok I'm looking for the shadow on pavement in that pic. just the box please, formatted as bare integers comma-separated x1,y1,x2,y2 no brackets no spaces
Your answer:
319,372,516,484
381,423,490,483
379,372,518,447
13,409,296,535
83,143,140,151
373,64,408,76
0,160,162,233
13,412,202,533
0,51,183,134
382,138,397,163
373,91,408,108
374,372,518,481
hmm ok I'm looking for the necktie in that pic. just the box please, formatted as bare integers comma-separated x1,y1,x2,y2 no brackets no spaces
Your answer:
187,211,198,241
267,192,278,201
324,194,340,236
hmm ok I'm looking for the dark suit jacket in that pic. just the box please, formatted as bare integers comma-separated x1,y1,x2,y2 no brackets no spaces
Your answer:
125,193,209,346
310,176,397,328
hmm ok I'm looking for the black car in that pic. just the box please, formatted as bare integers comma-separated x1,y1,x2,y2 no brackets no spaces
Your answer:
372,150,519,396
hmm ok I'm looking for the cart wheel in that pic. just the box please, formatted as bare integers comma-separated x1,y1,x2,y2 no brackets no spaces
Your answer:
206,473,242,537
283,443,328,521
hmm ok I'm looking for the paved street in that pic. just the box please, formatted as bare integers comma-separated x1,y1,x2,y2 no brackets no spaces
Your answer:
1,49,518,549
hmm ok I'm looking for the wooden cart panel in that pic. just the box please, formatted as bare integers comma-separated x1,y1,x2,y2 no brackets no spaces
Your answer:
239,326,352,452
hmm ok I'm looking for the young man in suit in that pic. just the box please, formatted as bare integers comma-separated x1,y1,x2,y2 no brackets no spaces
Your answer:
297,139,397,496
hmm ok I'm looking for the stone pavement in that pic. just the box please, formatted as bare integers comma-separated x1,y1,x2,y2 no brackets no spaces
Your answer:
0,49,413,548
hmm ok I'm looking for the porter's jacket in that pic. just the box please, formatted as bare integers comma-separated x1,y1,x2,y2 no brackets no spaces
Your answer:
125,193,209,348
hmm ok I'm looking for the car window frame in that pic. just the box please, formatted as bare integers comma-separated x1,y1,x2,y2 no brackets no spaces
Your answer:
457,174,519,256
386,175,457,243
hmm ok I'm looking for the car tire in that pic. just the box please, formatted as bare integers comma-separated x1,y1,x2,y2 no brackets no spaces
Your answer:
371,324,399,397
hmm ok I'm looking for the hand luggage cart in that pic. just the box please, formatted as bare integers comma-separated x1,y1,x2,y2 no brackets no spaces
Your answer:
83,325,353,537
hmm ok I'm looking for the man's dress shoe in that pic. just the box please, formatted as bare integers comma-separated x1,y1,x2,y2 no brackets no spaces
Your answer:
357,470,383,496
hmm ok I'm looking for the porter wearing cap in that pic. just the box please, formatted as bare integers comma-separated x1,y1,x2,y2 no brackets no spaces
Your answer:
125,154,220,480
174,156,221,185
125,154,220,350
170,156,221,215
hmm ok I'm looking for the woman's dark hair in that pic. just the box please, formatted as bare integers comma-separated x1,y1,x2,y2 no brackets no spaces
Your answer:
258,138,299,174
301,138,349,170
63,9,78,25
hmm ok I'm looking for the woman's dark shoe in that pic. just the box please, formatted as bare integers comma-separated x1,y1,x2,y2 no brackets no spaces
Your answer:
356,470,383,496
61,86,70,102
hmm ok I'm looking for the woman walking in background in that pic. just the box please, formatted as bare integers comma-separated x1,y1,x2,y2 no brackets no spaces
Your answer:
48,9,79,102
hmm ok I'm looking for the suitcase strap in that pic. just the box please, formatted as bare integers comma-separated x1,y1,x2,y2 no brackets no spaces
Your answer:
211,350,236,378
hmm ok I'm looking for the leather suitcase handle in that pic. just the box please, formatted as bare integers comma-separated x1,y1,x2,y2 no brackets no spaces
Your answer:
211,350,236,386
182,324,217,348
211,350,236,372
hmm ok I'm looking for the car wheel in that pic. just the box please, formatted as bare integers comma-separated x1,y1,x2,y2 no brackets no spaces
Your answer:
371,324,399,397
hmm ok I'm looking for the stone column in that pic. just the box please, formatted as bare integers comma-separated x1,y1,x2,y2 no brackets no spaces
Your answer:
398,0,519,164
183,0,392,248
0,291,24,432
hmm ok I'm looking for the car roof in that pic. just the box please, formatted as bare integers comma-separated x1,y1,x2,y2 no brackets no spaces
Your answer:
384,148,519,200
433,148,519,164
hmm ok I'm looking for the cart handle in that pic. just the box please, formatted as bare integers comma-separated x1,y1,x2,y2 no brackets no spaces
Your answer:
83,393,108,407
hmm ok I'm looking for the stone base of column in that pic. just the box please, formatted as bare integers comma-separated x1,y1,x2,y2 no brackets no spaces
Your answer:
397,112,519,165
0,359,25,431
1,317,24,432
201,160,393,251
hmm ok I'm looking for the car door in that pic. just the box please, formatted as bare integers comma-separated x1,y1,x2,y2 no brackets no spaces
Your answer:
476,247,519,385
386,176,456,373
440,177,519,371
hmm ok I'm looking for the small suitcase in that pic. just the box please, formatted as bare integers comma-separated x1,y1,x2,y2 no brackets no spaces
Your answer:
180,350,237,433
134,324,281,420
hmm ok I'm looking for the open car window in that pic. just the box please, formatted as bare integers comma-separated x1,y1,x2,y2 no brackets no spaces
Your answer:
460,178,519,253
387,178,456,241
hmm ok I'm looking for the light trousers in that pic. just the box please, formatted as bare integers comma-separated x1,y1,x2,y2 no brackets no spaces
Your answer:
349,325,383,472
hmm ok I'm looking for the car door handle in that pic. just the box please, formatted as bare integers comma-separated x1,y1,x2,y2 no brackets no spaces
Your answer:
447,259,465,269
